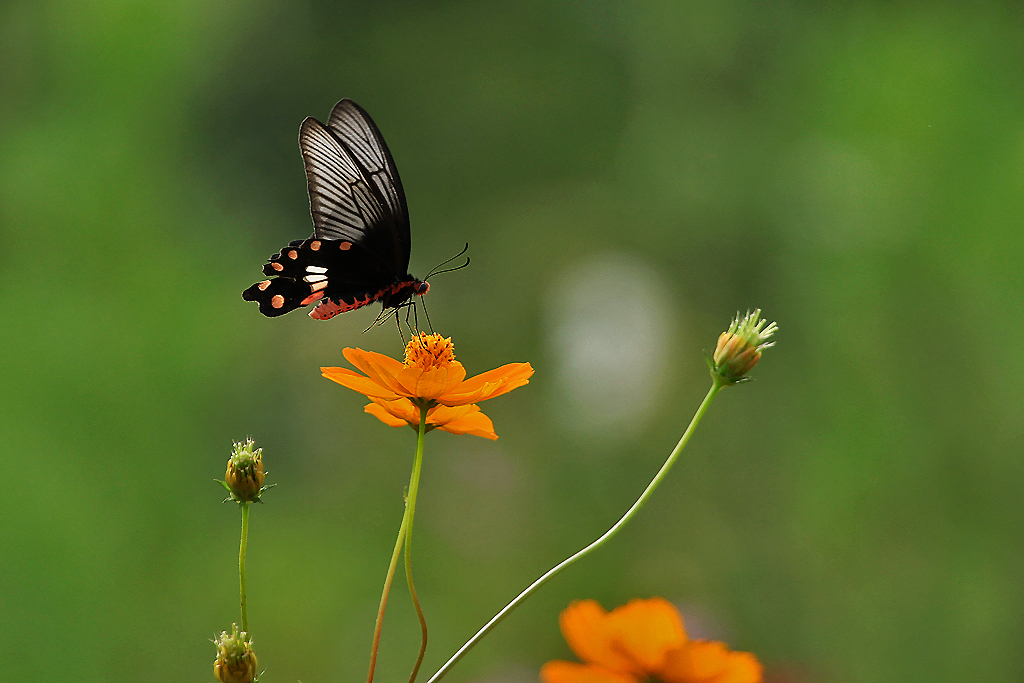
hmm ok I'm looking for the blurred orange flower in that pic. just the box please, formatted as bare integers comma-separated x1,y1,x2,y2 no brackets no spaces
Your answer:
322,333,533,440
541,598,762,683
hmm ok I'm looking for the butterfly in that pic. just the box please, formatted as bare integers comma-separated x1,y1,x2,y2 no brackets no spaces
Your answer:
242,99,428,320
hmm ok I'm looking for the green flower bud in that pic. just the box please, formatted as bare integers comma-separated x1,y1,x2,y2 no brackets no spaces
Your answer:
223,438,265,503
213,624,258,683
710,309,777,385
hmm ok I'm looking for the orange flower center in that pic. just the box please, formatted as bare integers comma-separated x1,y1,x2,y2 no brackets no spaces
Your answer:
404,333,456,370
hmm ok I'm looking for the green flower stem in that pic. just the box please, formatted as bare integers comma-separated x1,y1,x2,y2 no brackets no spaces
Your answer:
405,403,429,683
426,380,724,683
238,501,250,633
366,495,410,683
366,403,430,683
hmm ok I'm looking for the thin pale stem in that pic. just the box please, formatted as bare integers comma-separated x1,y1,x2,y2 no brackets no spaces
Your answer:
405,404,429,683
366,489,413,683
238,501,250,633
426,381,724,683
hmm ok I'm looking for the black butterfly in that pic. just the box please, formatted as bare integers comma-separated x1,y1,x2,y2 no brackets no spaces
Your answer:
243,99,428,320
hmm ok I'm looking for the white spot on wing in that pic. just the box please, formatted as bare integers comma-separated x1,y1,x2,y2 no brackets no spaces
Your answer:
305,266,328,274
304,274,327,283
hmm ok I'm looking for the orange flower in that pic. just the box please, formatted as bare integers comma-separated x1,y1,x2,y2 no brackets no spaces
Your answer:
321,333,533,440
541,599,762,683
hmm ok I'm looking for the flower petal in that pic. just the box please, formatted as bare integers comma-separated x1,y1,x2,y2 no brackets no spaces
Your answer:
394,361,467,400
363,399,497,438
322,367,402,400
343,347,404,378
433,405,498,440
541,662,637,683
364,401,414,428
689,641,762,683
344,347,410,397
560,600,639,675
659,641,762,683
606,598,687,673
438,362,534,406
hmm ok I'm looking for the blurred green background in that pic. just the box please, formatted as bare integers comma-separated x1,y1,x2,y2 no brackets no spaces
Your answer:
2,1,1023,681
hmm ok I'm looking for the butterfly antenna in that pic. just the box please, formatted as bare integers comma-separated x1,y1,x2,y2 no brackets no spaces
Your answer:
425,243,470,280
425,257,470,279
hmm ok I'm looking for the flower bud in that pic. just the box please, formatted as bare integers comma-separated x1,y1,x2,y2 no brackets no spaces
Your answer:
223,438,265,503
710,309,777,385
213,624,258,683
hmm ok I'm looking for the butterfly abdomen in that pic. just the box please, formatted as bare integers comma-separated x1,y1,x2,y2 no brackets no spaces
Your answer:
309,288,383,320
311,277,428,319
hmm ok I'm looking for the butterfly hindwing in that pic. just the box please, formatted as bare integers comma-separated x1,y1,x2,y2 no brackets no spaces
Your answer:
242,237,392,317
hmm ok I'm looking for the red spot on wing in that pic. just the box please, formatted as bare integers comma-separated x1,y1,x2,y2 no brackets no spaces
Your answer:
300,291,326,306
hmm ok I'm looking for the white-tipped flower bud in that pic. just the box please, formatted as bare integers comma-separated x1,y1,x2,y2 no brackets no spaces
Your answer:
213,624,258,683
222,438,266,503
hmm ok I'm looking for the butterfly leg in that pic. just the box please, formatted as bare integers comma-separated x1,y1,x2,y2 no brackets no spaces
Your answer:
396,310,407,346
417,295,434,335
362,306,394,333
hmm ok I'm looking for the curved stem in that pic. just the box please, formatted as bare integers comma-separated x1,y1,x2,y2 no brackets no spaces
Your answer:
366,488,413,683
238,501,250,633
405,404,429,683
426,381,723,683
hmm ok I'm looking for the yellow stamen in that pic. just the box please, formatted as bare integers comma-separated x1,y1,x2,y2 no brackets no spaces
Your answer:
404,333,456,370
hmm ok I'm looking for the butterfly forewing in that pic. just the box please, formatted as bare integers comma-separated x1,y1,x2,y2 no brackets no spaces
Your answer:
327,100,410,274
299,118,383,241
327,100,409,228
